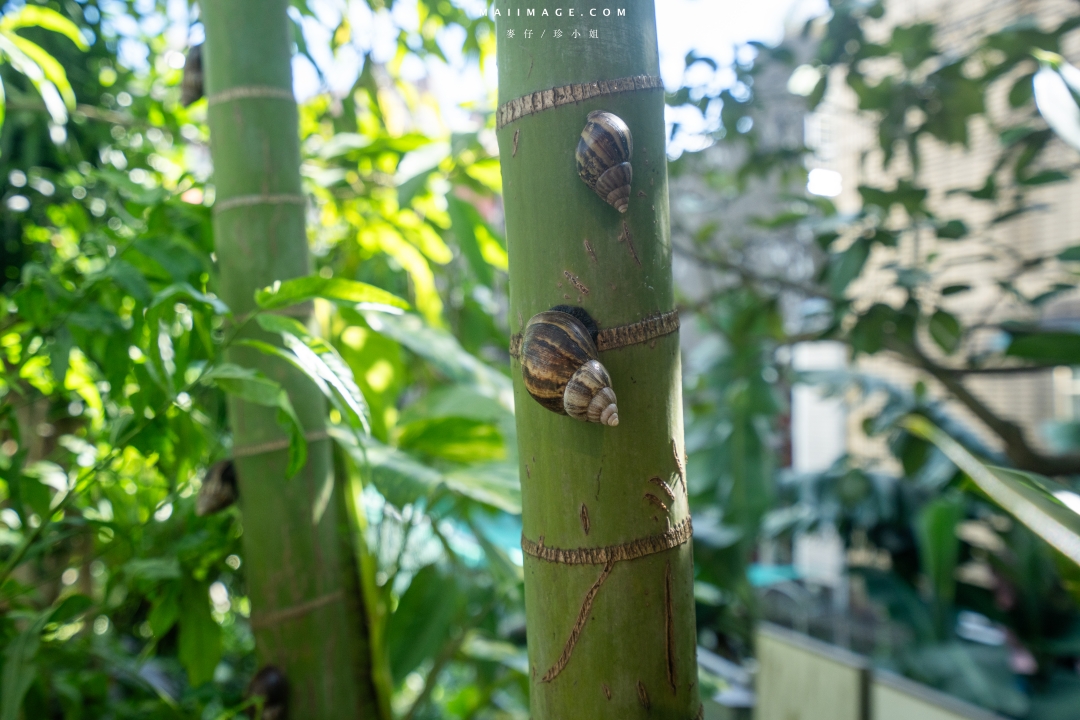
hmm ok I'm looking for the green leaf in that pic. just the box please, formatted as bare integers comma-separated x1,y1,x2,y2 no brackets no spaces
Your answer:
827,237,871,296
124,557,182,581
396,416,505,464
935,219,968,239
928,310,962,354
248,315,371,436
917,494,963,609
1058,245,1080,262
331,429,520,513
397,166,438,208
48,594,92,625
255,275,409,312
0,74,6,142
386,564,462,683
904,416,1080,567
361,311,512,407
446,195,494,286
8,35,77,110
149,586,180,637
152,283,229,316
0,611,48,720
1006,331,1080,364
204,364,307,477
177,579,221,688
941,284,971,296
0,6,89,50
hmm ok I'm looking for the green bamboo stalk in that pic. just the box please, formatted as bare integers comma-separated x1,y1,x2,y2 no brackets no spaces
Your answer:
495,2,701,718
202,3,384,717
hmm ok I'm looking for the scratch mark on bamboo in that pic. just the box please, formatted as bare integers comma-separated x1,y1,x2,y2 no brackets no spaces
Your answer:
539,559,615,683
618,221,641,266
563,270,590,296
602,683,612,700
512,129,520,156
672,439,687,495
644,493,669,513
584,238,598,263
580,503,590,535
637,680,651,710
595,466,602,500
650,476,675,503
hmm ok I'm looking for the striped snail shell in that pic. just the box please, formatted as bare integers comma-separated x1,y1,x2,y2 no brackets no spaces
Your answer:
576,110,633,213
196,459,237,516
520,306,619,426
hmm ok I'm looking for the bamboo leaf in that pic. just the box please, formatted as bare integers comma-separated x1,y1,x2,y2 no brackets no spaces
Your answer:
8,35,77,110
0,6,89,50
331,428,520,513
386,564,462,683
250,315,371,435
446,195,493,286
903,416,1080,566
152,283,230,316
203,364,307,477
255,275,409,312
361,311,513,409
396,416,505,463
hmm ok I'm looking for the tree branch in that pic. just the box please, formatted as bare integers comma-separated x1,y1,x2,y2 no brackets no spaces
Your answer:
901,341,1080,476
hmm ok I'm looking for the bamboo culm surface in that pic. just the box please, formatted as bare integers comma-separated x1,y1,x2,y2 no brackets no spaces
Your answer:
202,1,383,717
495,1,702,718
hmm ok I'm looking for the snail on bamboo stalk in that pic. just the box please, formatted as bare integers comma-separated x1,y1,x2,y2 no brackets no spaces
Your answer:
520,306,619,426
576,110,633,213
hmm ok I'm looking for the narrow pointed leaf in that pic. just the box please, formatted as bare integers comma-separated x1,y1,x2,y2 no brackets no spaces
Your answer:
255,275,409,312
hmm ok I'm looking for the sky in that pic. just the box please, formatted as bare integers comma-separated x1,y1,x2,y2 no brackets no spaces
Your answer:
106,0,827,155
286,0,828,149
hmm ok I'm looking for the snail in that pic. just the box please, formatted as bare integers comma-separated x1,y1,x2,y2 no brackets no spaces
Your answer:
576,110,633,213
520,305,619,426
181,43,203,107
196,459,237,516
246,665,288,720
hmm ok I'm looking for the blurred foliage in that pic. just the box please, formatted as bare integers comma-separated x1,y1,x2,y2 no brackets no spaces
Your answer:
667,0,1080,714
0,0,529,718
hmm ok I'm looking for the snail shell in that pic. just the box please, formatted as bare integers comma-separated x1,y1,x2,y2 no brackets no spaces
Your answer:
196,459,237,516
520,308,619,426
246,665,288,720
181,43,203,107
576,110,633,213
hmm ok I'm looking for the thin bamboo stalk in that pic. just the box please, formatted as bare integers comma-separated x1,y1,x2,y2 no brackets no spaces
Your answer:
202,2,383,716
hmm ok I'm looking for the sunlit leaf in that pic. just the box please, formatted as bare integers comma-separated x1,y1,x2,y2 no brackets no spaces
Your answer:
1034,51,1080,152
255,275,409,313
0,6,89,50
251,314,371,435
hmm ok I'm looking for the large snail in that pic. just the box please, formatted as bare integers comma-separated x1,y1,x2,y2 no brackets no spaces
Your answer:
520,306,619,426
576,110,633,213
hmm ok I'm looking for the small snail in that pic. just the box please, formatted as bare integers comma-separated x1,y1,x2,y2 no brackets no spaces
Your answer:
196,459,237,516
520,305,619,426
576,111,633,213
246,665,288,720
181,43,203,107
